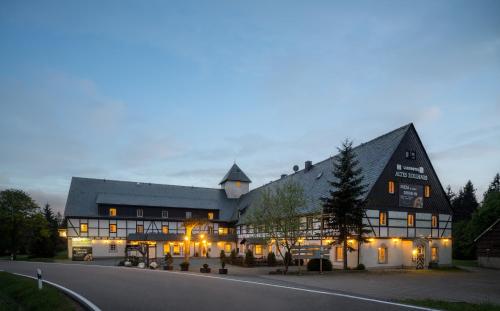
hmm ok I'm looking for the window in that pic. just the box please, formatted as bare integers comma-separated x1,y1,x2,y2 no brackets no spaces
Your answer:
162,225,169,234
431,247,439,262
432,215,438,228
109,208,117,217
425,185,431,198
236,181,241,188
378,246,388,264
335,246,343,262
218,227,228,235
255,245,262,256
268,244,273,253
306,217,313,229
109,243,117,253
80,223,88,233
162,210,168,218
186,211,192,219
379,212,387,226
173,243,180,255
388,181,395,194
405,150,416,160
136,224,144,233
224,244,231,253
137,209,143,217
407,214,415,227
208,212,214,220
109,224,117,233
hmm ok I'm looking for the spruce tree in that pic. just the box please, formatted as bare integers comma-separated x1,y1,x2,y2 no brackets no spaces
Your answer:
452,180,479,223
322,139,367,270
484,173,500,200
445,185,456,203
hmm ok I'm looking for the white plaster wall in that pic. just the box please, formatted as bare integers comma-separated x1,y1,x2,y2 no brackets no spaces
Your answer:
223,181,249,199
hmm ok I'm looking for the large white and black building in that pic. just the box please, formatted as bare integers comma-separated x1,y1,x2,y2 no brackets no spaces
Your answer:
64,123,452,268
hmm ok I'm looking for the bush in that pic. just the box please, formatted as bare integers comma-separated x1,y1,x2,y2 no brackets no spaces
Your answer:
245,250,255,267
267,252,277,266
165,253,173,266
306,258,333,271
284,251,292,267
180,261,190,268
230,249,237,264
203,263,209,269
355,263,365,270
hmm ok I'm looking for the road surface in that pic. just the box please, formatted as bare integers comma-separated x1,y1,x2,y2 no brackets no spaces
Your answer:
0,261,431,311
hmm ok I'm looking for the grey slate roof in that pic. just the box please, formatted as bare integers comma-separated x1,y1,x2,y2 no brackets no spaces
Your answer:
219,163,252,184
65,124,411,225
65,178,237,221
235,123,411,223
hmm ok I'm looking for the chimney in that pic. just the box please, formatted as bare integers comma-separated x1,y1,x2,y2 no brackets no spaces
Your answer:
305,160,313,171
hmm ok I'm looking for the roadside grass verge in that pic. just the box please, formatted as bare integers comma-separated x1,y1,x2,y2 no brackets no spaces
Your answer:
0,250,68,262
0,271,77,311
400,299,500,311
452,259,478,267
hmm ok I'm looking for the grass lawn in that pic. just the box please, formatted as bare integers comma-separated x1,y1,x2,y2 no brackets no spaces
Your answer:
0,250,68,262
452,259,478,267
400,299,500,311
0,272,79,311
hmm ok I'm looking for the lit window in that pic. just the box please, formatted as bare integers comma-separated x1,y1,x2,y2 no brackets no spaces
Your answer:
109,224,117,233
378,246,388,264
80,223,88,233
379,212,387,226
268,244,273,253
162,225,169,234
236,181,241,188
173,243,180,255
162,210,168,218
109,243,117,252
109,208,117,217
388,181,395,194
431,247,439,262
208,212,214,220
407,214,415,227
137,209,143,217
335,246,343,262
218,227,228,235
255,245,262,255
224,244,231,253
186,211,192,219
136,225,144,233
432,215,438,228
425,186,431,198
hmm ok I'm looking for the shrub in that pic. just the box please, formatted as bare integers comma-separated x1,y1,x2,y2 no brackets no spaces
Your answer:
165,253,173,266
203,263,209,269
284,251,292,267
180,261,190,269
267,252,277,266
356,263,365,270
245,250,255,267
230,249,237,264
306,258,333,271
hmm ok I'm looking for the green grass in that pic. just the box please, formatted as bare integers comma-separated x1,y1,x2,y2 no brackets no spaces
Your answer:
452,259,478,267
401,299,500,311
0,250,68,262
0,272,77,311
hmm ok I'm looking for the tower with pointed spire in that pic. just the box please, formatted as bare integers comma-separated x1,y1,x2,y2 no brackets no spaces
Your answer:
220,163,251,199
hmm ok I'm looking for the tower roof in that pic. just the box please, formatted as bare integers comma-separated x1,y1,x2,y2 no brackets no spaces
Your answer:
219,163,252,185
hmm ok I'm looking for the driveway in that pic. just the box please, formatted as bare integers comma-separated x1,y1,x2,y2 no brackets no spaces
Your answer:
1,260,430,311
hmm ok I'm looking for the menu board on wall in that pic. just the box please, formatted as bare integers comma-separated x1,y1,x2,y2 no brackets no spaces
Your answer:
72,247,92,261
399,184,423,208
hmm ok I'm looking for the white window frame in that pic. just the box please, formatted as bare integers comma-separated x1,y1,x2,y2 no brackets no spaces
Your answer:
162,210,168,218
137,209,144,217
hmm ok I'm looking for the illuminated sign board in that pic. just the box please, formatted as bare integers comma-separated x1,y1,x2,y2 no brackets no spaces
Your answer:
395,164,428,181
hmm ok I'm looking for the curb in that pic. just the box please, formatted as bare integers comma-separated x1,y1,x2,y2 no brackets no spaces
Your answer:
12,272,102,311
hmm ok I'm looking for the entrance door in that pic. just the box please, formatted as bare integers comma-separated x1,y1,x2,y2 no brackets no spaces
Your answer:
416,245,425,269
148,244,156,260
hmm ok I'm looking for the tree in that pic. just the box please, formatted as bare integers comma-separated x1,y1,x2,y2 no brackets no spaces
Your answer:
321,139,367,270
452,181,479,223
484,173,500,201
246,181,307,273
0,189,39,259
27,213,52,257
445,185,456,203
182,218,209,263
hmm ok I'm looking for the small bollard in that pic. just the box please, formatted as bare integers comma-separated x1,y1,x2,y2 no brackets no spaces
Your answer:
37,268,43,290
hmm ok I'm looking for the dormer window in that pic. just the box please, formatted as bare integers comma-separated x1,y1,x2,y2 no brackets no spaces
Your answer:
208,212,214,220
137,209,143,217
109,208,117,217
162,210,168,218
186,211,192,219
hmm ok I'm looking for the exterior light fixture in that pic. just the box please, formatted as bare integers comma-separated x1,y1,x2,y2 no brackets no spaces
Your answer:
200,234,205,239
184,236,189,241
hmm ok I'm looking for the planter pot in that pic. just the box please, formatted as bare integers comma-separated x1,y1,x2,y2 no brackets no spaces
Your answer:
219,268,228,274
124,261,132,267
138,262,146,269
180,266,189,271
200,268,211,273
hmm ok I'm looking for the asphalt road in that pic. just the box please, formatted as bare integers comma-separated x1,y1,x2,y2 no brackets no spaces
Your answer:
0,261,430,311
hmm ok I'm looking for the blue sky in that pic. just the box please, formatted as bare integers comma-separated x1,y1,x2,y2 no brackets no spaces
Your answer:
1,0,499,212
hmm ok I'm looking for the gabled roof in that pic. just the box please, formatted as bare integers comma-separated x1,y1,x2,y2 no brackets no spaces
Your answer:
64,178,237,221
474,218,500,242
219,163,252,185
236,123,412,223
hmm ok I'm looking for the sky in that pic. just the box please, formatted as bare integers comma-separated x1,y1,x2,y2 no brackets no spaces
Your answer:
1,0,499,213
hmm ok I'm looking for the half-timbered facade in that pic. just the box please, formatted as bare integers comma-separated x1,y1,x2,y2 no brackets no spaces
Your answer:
64,123,452,268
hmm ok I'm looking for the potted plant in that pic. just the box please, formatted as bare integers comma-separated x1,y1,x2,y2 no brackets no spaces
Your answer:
180,261,190,271
163,253,174,270
200,263,211,273
219,250,228,274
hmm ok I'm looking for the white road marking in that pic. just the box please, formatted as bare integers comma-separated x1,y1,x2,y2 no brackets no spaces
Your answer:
3,261,438,311
11,272,102,311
